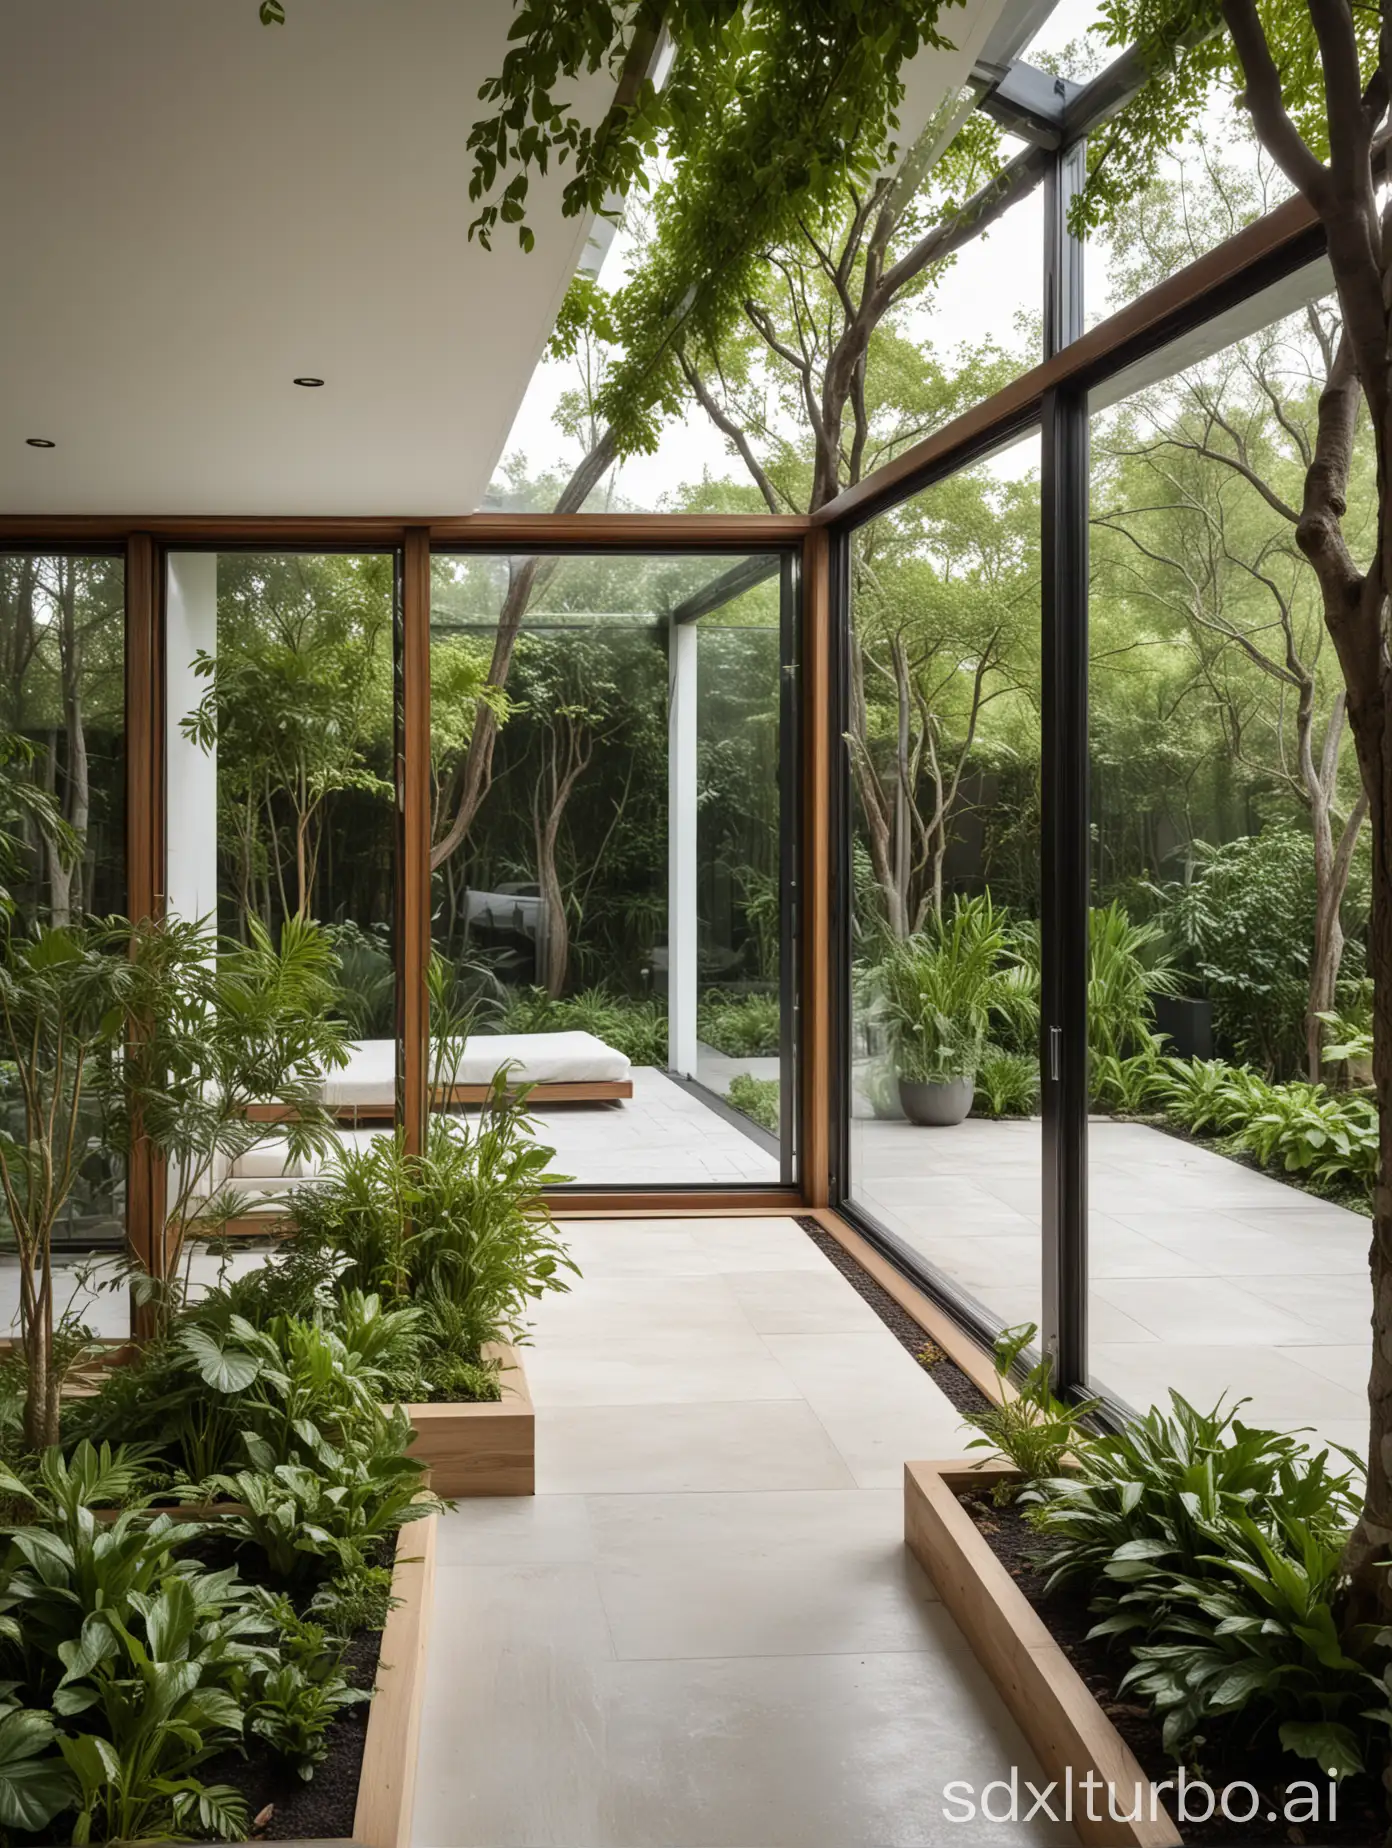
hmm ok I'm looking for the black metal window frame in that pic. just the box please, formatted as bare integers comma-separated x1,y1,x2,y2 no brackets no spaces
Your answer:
824,146,1333,1405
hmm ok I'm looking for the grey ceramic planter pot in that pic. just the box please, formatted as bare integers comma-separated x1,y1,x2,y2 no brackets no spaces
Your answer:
897,1075,974,1127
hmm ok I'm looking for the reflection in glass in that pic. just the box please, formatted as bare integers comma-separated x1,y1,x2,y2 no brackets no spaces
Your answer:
845,439,1043,1330
428,552,793,1189
1086,288,1372,1450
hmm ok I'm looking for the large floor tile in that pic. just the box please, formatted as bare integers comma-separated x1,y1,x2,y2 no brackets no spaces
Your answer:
523,1328,800,1408
686,1218,832,1273
536,1400,857,1494
1092,1275,1331,1346
434,1494,595,1567
415,1631,1074,1848
724,1266,883,1333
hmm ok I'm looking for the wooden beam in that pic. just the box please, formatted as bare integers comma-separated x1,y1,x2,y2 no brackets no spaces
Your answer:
800,527,832,1206
400,529,431,1157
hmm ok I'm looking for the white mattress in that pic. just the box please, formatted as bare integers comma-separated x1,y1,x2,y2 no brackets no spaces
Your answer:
318,1032,631,1107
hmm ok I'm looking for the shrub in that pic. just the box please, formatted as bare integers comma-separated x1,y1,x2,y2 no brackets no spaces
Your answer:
500,985,667,1066
1087,902,1181,1060
1028,1394,1374,1778
972,1051,1039,1118
1151,828,1366,1075
1089,1043,1171,1114
725,1074,779,1134
868,896,1035,1085
699,992,781,1058
1155,1056,1376,1205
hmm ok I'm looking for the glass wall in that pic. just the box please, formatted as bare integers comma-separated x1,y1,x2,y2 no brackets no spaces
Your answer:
845,436,1043,1330
1084,286,1371,1450
165,550,398,1138
428,549,795,1189
0,552,126,1246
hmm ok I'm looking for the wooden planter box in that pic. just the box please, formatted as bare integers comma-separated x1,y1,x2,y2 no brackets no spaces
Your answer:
905,1458,1181,1848
406,1341,534,1497
217,1515,437,1848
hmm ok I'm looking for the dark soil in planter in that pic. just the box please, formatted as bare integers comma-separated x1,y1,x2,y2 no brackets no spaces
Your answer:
961,1489,1385,1846
202,1628,383,1841
794,1217,991,1418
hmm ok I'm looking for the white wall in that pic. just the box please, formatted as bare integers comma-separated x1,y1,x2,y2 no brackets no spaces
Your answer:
164,553,219,929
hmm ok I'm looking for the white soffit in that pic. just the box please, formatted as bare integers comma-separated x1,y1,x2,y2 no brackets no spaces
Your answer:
0,0,612,516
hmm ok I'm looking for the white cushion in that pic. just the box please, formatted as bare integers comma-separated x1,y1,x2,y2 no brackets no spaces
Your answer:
230,1138,322,1181
316,1032,630,1107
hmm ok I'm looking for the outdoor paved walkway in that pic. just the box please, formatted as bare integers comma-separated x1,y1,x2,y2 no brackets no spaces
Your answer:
851,1115,1372,1452
413,1215,1075,1848
529,1065,778,1187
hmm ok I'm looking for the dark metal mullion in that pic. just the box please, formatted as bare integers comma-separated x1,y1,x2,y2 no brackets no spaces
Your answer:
1039,138,1091,1396
778,553,799,1185
827,525,854,1207
1040,384,1090,1393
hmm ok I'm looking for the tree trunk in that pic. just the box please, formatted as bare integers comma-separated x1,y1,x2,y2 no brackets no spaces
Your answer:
431,426,618,873
535,803,568,997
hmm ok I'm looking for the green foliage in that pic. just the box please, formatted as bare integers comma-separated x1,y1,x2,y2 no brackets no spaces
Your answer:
699,992,780,1058
1086,902,1180,1060
971,1051,1039,1118
867,895,1035,1085
1151,829,1357,1075
1156,1056,1376,1204
1089,1043,1171,1114
500,984,668,1067
963,1323,1100,1499
1029,1394,1374,1776
463,2,964,455
288,1110,575,1386
725,1074,780,1135
0,918,141,1448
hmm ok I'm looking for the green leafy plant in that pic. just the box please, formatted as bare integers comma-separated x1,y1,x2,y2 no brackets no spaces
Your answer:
699,992,780,1058
868,896,1034,1086
1089,1043,1170,1114
500,984,667,1066
725,1073,780,1133
1029,1394,1372,1777
972,1050,1039,1118
963,1323,1099,1500
1085,903,1180,1061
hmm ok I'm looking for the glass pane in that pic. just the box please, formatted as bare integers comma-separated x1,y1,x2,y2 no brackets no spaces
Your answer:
165,550,397,1192
845,435,1043,1332
428,550,795,1189
0,553,126,1249
1087,284,1371,1454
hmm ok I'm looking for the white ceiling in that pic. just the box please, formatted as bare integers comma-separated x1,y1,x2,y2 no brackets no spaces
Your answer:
0,0,1020,519
0,0,608,516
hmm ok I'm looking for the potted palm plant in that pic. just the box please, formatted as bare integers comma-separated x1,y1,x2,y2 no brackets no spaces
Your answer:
869,896,1033,1127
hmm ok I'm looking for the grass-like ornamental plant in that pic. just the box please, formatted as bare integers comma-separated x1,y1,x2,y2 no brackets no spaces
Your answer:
699,992,781,1058
972,1050,1039,1118
869,895,1034,1086
962,1322,1099,1500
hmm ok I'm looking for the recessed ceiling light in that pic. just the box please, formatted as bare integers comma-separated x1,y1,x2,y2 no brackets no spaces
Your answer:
25,437,55,448
294,376,325,388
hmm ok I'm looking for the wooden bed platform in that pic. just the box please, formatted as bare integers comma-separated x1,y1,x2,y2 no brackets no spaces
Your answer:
245,1077,633,1125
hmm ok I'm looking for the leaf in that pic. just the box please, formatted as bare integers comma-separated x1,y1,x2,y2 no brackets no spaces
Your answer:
1278,1721,1364,1781
180,1324,263,1394
0,1710,74,1833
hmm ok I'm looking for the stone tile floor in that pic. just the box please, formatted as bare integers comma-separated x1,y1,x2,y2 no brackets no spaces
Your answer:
527,1065,778,1187
851,1114,1371,1450
414,1215,1075,1848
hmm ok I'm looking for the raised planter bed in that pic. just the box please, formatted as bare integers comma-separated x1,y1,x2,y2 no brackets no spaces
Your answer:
406,1340,534,1497
905,1456,1181,1848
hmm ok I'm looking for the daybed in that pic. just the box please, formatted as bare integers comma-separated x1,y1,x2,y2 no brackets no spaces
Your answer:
302,1031,634,1121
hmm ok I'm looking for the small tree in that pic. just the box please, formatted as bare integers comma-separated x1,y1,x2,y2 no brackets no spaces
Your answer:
121,914,349,1330
0,920,136,1448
